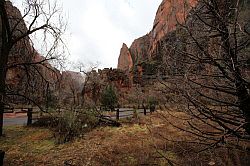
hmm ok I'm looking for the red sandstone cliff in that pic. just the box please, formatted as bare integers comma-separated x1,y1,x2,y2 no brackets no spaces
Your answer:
149,0,197,55
129,34,151,62
117,0,197,71
117,43,133,71
3,2,62,88
3,1,34,86
1,2,82,106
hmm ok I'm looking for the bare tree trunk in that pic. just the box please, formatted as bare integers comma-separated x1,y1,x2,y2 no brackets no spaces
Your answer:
0,52,8,135
221,22,250,134
0,0,10,136
0,0,65,136
235,76,250,134
0,103,4,136
0,150,5,166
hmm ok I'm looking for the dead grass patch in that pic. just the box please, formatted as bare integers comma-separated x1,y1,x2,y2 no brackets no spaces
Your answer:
1,111,249,165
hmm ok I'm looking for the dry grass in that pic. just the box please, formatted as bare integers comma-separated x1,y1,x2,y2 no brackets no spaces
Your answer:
1,111,250,166
0,126,54,165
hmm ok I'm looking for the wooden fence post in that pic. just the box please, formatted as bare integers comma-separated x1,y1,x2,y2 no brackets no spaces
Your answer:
0,150,5,166
116,109,119,120
143,105,147,115
27,108,32,126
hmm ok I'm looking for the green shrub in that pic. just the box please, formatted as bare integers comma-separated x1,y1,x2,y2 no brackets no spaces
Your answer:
100,85,118,111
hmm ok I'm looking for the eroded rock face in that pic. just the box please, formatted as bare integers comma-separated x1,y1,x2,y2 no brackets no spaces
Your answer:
117,43,133,71
118,0,197,71
1,2,62,105
3,2,61,87
3,1,34,87
83,68,131,104
149,0,197,55
61,71,84,89
129,34,151,62
117,34,151,71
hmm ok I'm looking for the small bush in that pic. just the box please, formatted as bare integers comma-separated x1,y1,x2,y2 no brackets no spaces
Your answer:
32,116,56,127
147,97,158,113
33,109,99,144
54,109,98,144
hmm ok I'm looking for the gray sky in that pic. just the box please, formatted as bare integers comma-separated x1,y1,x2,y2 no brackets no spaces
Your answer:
12,0,162,69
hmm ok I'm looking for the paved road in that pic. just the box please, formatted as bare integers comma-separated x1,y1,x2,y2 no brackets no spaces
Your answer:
3,117,28,126
3,117,37,126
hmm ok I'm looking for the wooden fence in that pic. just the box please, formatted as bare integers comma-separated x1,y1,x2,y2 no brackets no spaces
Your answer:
102,107,153,120
4,106,155,126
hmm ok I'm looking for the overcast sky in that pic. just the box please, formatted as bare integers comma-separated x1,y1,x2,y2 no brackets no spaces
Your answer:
12,0,162,69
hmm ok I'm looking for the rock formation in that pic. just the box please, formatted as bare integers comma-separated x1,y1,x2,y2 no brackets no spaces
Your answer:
129,34,151,62
3,2,59,87
117,0,197,75
82,68,131,104
117,43,133,71
1,2,82,106
149,0,197,55
3,1,34,87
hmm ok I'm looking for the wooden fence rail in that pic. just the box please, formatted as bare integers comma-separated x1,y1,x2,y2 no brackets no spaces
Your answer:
115,107,152,120
3,106,154,126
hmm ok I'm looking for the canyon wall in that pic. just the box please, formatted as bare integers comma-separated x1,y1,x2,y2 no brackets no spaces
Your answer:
117,0,197,73
2,1,60,88
1,2,84,106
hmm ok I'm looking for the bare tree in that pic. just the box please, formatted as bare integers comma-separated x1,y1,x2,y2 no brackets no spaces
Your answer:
57,70,84,108
0,0,65,136
158,0,250,149
76,62,101,107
